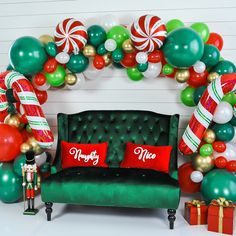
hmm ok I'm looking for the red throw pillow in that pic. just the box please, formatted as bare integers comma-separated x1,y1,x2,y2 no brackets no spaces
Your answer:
120,142,172,173
61,141,108,169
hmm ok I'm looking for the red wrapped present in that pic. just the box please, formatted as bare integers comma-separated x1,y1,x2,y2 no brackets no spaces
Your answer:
208,198,235,235
184,200,208,225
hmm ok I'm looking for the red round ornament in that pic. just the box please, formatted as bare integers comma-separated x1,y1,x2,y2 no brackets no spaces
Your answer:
148,50,164,63
34,88,48,105
44,58,58,73
215,156,227,169
213,141,226,153
93,55,105,70
33,73,46,86
206,32,223,51
187,68,208,88
226,160,236,172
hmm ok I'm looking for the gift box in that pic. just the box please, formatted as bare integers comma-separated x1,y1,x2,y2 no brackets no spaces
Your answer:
184,200,208,225
208,198,235,235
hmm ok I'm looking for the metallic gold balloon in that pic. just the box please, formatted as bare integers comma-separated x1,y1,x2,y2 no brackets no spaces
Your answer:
207,72,219,83
82,45,96,57
20,143,32,153
65,73,77,86
175,69,190,83
4,113,21,128
27,137,43,155
103,53,112,66
122,39,135,53
192,154,214,173
203,129,216,144
39,34,54,44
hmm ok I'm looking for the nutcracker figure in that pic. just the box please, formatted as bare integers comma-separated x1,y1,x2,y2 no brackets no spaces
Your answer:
22,151,40,215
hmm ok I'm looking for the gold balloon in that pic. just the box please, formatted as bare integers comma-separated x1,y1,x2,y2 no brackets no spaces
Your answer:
65,73,77,86
192,154,214,173
203,129,216,144
39,34,54,44
4,113,21,128
122,39,135,53
82,45,96,57
20,143,32,153
103,53,112,66
207,72,219,83
27,137,43,155
175,69,190,83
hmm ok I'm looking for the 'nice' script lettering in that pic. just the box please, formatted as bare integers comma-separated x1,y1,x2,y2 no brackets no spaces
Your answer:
134,147,156,162
69,148,99,165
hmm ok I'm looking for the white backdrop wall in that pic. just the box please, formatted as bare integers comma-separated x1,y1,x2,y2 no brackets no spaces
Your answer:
0,0,235,155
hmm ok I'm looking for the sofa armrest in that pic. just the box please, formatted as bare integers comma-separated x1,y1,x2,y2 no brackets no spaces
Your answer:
169,170,178,180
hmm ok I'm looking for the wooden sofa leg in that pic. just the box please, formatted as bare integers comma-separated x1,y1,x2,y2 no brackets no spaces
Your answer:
45,202,53,221
167,209,176,229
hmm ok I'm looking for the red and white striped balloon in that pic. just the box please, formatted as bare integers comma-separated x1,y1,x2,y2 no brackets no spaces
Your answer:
130,15,167,52
54,18,88,54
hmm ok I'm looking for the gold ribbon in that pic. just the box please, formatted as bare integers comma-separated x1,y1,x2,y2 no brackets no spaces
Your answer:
187,200,206,225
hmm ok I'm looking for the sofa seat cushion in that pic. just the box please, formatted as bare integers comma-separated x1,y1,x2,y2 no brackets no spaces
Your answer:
41,167,180,209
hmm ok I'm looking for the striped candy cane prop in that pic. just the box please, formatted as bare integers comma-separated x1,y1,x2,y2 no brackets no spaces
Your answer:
0,71,54,149
179,73,236,155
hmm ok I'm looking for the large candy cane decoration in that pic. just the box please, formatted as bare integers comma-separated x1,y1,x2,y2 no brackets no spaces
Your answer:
179,73,236,155
0,71,54,149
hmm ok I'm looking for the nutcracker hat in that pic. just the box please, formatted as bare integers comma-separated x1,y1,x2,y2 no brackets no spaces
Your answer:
26,151,35,165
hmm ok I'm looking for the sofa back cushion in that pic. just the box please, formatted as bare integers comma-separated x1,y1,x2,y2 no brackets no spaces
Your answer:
54,110,179,171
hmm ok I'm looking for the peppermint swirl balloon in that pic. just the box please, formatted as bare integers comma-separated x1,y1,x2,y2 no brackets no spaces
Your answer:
54,18,88,54
131,15,167,52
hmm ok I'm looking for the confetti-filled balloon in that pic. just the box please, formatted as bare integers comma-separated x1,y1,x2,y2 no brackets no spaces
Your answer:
131,15,167,52
54,18,88,54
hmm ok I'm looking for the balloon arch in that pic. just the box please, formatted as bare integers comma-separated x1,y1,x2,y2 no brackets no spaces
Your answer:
0,15,236,203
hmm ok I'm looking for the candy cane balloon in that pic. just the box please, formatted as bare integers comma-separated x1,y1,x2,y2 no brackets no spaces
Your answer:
179,73,236,155
0,71,54,149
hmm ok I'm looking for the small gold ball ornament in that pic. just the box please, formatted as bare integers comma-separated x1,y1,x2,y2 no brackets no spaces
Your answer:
20,143,32,153
203,129,216,144
102,53,112,66
175,69,190,83
122,39,135,53
82,45,96,57
38,34,54,44
192,154,214,173
207,72,219,83
4,113,21,128
27,137,43,155
65,73,77,86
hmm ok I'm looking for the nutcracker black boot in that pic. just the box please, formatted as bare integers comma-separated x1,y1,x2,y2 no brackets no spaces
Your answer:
27,199,30,211
31,198,34,210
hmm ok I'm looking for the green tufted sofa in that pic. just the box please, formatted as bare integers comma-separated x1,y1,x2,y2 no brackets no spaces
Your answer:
41,110,180,229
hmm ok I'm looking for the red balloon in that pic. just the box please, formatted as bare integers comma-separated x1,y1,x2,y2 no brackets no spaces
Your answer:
178,162,201,193
187,68,208,88
215,156,227,169
0,110,8,122
21,129,31,142
148,50,164,63
213,141,226,153
120,51,137,68
44,58,58,73
33,73,46,86
226,160,236,172
21,114,28,124
0,124,23,162
34,88,48,105
93,55,105,70
206,32,223,51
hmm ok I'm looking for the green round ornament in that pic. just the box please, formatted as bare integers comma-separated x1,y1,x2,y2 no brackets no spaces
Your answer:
13,154,26,177
201,44,220,67
199,144,213,156
162,64,174,75
137,63,148,72
67,53,89,73
191,22,210,43
193,85,207,105
166,19,184,33
180,86,196,107
212,123,235,142
88,25,107,47
126,67,144,81
230,116,236,126
212,60,236,75
97,43,107,55
45,65,66,87
45,42,57,57
222,92,236,106
112,48,124,63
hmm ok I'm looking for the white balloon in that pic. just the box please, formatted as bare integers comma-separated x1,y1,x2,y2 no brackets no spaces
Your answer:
55,52,70,64
193,61,206,73
176,82,187,90
135,52,148,64
104,39,117,52
213,143,236,160
83,64,105,80
143,62,162,79
33,81,51,91
100,15,119,31
190,170,204,183
67,73,85,90
35,152,47,167
213,101,233,124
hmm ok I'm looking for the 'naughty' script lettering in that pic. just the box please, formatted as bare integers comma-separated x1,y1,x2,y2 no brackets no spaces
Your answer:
69,148,99,165
134,147,156,162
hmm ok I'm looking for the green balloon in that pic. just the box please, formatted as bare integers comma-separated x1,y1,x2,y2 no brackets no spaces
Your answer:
162,64,174,75
45,42,57,57
112,62,124,69
127,67,144,81
191,22,210,43
112,48,124,62
107,25,130,48
13,154,26,177
9,36,47,76
200,144,213,156
0,163,22,203
97,43,107,55
222,92,236,106
67,53,89,73
212,123,235,141
166,19,184,33
193,85,207,104
212,60,236,75
45,65,66,87
162,27,204,68
201,169,236,204
6,64,14,71
201,45,220,67
230,116,236,126
88,25,107,47
137,63,148,72
180,86,196,107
